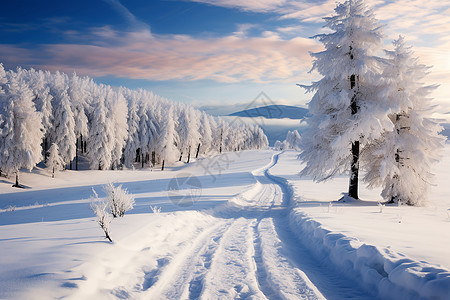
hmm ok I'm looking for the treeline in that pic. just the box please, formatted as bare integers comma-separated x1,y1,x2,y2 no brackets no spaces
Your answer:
0,64,268,185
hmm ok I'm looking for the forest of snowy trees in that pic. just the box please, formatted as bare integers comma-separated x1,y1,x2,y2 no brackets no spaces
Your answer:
299,0,445,206
0,65,268,186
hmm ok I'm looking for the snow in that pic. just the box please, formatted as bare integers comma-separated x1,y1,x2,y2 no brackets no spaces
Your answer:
1,147,449,299
270,149,450,300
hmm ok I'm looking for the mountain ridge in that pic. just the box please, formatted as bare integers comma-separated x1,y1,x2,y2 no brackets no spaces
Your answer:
229,105,308,120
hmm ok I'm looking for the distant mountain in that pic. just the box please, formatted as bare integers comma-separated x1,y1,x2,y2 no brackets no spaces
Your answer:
229,105,308,120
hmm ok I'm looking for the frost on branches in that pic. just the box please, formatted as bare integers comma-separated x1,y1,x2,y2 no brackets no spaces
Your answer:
362,37,445,206
299,0,445,205
299,0,389,199
46,143,65,178
274,130,302,151
0,64,268,183
103,182,135,218
90,189,113,242
0,68,44,187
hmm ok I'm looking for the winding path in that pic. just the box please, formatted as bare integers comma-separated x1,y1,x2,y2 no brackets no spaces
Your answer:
72,152,375,299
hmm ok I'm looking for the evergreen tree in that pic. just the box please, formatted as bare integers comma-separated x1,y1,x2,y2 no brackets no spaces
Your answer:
137,99,158,168
299,0,390,199
363,36,445,205
199,111,213,156
69,73,89,169
50,90,77,168
157,106,178,170
122,92,141,168
106,87,128,169
46,143,65,178
0,71,44,186
86,93,114,170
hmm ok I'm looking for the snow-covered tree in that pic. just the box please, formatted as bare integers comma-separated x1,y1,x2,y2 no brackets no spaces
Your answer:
106,88,128,169
69,74,89,169
284,130,302,151
157,106,178,170
50,90,77,168
299,0,391,199
137,99,158,168
122,92,141,168
184,106,201,162
363,36,445,205
21,69,53,158
103,182,135,217
0,63,268,174
0,72,44,186
46,143,65,178
86,93,114,170
90,188,113,242
198,111,213,157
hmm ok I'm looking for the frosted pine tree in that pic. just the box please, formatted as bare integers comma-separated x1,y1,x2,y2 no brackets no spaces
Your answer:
137,99,158,168
106,88,128,169
122,93,141,168
198,111,213,157
363,36,445,205
0,64,7,177
299,0,390,199
185,107,201,163
46,143,65,178
0,72,44,187
157,106,178,170
69,74,89,170
86,93,114,170
284,130,302,151
176,107,189,160
50,90,77,168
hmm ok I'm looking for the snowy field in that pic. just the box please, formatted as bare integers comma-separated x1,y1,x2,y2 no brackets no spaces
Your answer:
1,148,449,299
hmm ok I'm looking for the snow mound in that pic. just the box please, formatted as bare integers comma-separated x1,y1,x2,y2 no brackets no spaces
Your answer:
289,210,450,300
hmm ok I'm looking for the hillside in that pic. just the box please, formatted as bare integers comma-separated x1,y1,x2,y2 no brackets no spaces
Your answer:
229,105,308,120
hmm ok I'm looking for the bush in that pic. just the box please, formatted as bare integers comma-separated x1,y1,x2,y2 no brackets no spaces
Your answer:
90,188,113,242
104,182,135,217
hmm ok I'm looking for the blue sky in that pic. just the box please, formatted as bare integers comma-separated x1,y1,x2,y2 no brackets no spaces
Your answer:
1,0,449,114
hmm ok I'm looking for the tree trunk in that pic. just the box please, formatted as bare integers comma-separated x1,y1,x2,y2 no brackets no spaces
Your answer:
141,153,144,168
220,129,223,153
179,152,183,162
348,70,360,199
43,137,48,162
151,151,156,167
161,160,165,171
195,143,201,158
12,172,20,188
187,146,191,163
75,145,78,171
52,167,55,178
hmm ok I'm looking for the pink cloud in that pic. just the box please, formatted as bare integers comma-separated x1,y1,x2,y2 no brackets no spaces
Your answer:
0,27,320,83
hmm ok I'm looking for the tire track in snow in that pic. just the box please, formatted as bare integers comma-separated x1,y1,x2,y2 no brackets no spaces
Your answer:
142,219,232,299
200,218,266,299
264,152,378,300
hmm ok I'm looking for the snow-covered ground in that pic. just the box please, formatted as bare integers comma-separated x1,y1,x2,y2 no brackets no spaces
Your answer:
1,148,449,299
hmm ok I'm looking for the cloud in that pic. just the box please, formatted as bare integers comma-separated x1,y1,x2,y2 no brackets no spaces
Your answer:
0,27,320,84
186,0,291,12
102,0,150,30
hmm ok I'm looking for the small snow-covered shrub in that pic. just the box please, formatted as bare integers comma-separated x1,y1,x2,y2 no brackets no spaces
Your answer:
150,205,161,214
104,182,135,217
90,188,113,242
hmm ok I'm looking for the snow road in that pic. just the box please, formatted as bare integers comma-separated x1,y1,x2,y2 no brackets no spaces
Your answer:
66,153,376,299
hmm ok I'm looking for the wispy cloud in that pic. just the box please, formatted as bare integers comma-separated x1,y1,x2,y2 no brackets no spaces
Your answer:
102,0,150,31
0,26,320,83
